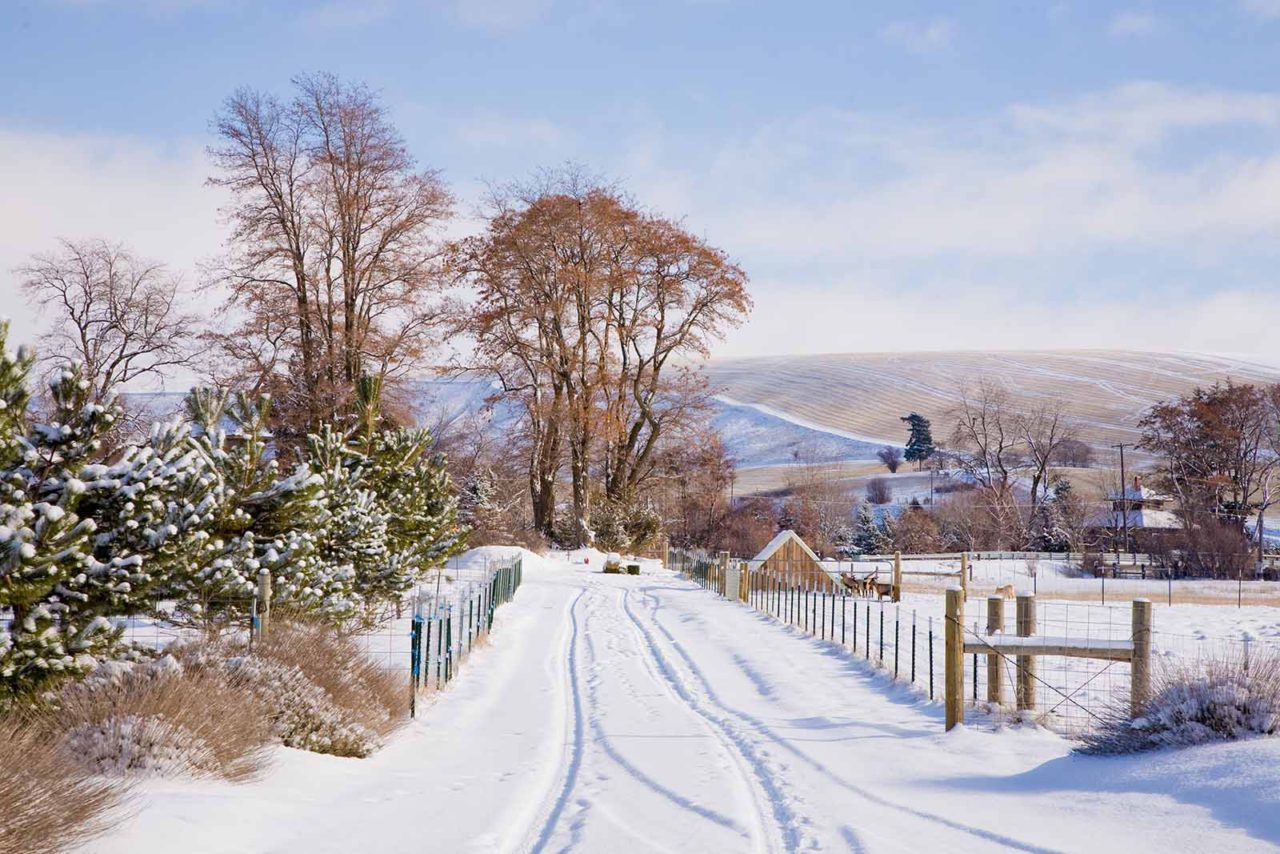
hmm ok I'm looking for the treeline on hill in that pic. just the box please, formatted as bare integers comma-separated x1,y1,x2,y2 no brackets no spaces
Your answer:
685,382,1280,578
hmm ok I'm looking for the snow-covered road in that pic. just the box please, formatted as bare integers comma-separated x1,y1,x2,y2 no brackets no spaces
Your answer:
90,551,1280,853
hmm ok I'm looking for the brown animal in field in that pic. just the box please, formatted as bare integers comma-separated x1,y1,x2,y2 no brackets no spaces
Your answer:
995,583,1016,599
873,581,895,599
842,573,881,598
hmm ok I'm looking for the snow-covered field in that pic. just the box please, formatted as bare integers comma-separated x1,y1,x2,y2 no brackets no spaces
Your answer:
86,550,1280,852
706,350,1280,450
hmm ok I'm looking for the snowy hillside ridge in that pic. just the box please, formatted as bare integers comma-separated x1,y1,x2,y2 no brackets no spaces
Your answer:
706,349,1280,450
712,395,886,467
83,550,1280,852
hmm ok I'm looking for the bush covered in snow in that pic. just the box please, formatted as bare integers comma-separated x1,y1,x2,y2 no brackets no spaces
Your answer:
53,655,272,780
1080,652,1280,754
186,620,406,758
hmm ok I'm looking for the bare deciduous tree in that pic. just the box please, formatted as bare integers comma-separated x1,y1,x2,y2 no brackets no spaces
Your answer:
947,381,1080,547
20,238,197,403
453,167,750,546
1140,381,1280,574
1019,403,1079,517
876,445,903,473
208,73,454,435
865,477,892,505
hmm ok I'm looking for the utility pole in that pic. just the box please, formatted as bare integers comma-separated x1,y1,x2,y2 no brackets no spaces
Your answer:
1112,443,1132,560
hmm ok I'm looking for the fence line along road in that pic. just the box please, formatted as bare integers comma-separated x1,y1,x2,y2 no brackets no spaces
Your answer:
669,549,1180,737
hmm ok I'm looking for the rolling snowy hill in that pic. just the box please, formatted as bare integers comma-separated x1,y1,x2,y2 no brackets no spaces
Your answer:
705,349,1280,450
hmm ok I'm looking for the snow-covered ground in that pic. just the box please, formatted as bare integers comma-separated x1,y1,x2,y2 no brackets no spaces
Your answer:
86,549,1280,852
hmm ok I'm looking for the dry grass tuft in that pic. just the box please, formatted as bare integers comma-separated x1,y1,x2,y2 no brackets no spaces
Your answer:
186,619,407,758
52,656,273,781
0,717,126,854
1079,650,1280,754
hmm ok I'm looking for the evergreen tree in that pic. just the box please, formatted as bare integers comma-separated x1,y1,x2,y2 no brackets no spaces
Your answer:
851,502,893,555
171,389,333,624
339,376,464,610
830,522,859,559
0,339,128,697
900,413,935,468
1028,479,1074,552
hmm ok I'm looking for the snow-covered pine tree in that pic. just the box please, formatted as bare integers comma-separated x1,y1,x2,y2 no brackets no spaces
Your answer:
359,428,464,601
0,339,127,698
830,522,860,559
172,389,332,624
343,375,464,609
900,413,935,468
851,501,893,555
457,468,498,533
1028,479,1073,552
77,419,221,616
304,423,387,619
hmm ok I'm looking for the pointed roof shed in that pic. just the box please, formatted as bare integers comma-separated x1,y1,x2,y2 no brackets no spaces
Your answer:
749,530,835,591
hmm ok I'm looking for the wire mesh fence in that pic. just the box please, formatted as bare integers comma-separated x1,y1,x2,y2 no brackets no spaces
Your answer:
670,549,1279,738
104,553,526,721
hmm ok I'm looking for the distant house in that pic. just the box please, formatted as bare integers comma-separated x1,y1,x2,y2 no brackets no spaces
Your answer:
748,530,837,592
1089,476,1180,549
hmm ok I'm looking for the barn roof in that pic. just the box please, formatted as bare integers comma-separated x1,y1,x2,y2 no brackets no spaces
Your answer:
751,529,821,565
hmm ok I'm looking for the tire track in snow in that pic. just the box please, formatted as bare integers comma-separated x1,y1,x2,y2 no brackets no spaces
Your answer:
639,585,1062,854
529,587,588,853
579,590,747,836
619,587,807,852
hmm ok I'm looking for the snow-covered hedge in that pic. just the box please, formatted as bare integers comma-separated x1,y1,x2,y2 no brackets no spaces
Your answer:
1080,652,1280,754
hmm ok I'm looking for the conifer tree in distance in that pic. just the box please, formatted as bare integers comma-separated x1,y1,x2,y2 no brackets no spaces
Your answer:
900,413,935,469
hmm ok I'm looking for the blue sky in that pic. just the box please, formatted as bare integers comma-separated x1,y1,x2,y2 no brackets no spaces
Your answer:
5,0,1280,363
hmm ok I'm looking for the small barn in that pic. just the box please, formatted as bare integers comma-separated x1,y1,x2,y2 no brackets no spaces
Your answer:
749,530,836,592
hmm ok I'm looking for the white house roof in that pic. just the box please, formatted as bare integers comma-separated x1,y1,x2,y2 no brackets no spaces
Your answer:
1105,478,1170,503
1089,508,1182,530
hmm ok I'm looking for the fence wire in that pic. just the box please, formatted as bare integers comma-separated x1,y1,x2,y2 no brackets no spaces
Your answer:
672,550,1277,738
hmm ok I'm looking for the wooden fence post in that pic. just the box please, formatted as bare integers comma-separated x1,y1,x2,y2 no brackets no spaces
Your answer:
1131,598,1152,717
1016,594,1036,712
740,561,751,603
892,552,902,602
256,568,272,638
718,551,729,597
945,587,964,731
986,595,1004,705
960,552,969,601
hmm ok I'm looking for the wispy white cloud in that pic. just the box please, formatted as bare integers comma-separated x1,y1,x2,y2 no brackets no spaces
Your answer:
453,0,550,30
0,130,224,349
1240,0,1280,19
612,82,1280,359
643,83,1280,263
454,113,572,148
1108,10,1159,37
877,17,955,55
714,282,1280,362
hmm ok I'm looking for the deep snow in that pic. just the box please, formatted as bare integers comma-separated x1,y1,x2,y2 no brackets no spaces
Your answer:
84,550,1280,853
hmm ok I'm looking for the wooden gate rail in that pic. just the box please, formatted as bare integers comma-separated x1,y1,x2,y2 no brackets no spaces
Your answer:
944,589,1152,731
